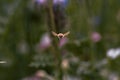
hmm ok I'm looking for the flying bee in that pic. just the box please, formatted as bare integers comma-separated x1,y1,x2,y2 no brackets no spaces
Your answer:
52,31,70,39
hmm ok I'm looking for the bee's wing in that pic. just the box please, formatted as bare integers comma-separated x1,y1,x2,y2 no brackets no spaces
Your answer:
64,31,70,36
51,31,58,36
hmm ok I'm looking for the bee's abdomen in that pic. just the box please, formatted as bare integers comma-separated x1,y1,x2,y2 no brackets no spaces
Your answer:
59,35,64,38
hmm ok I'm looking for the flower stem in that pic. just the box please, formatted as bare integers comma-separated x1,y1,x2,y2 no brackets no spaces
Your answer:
47,0,63,80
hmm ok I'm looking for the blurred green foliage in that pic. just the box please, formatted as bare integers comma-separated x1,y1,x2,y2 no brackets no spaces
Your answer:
0,0,120,80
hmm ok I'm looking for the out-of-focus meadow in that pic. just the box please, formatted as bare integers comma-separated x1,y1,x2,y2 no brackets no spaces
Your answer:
0,0,120,80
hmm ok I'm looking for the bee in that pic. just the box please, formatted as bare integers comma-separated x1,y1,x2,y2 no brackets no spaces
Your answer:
52,31,70,39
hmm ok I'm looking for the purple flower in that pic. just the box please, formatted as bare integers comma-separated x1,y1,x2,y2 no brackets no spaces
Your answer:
53,0,66,4
34,0,47,5
59,37,68,48
53,0,68,8
38,33,51,51
91,32,101,42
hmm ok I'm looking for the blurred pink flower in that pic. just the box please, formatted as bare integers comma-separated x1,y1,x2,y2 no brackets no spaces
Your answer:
59,37,68,48
35,70,46,78
91,32,101,42
22,70,46,80
39,33,51,50
61,59,69,69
